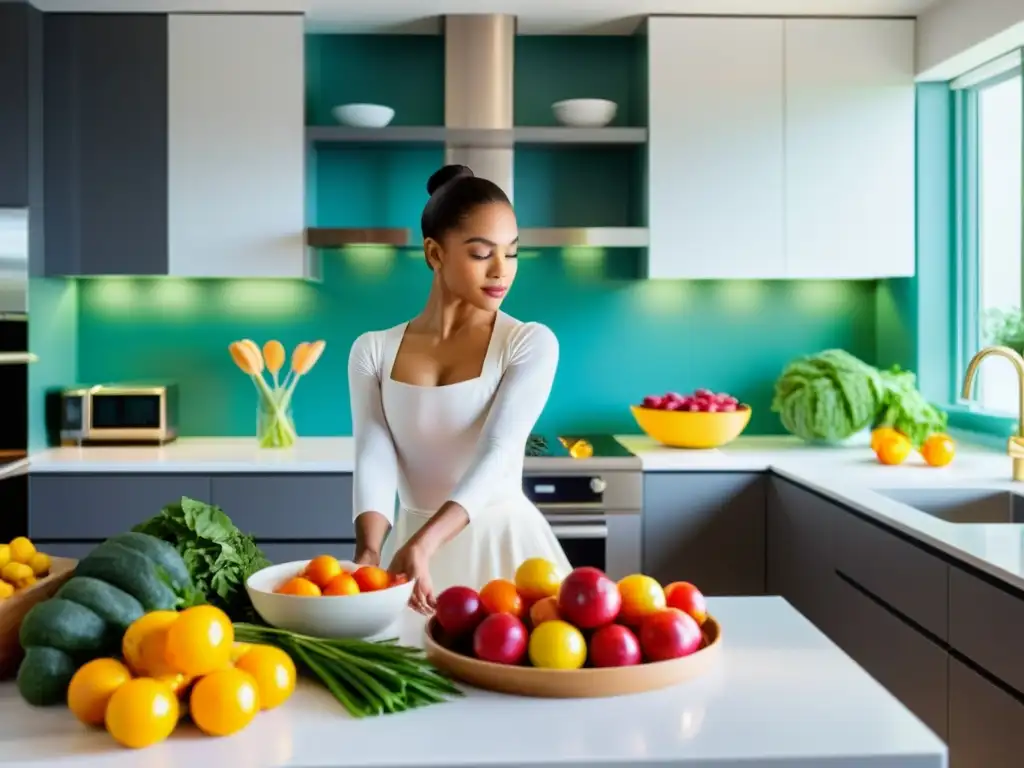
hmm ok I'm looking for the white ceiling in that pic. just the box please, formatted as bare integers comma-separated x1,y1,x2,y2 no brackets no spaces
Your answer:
32,0,943,34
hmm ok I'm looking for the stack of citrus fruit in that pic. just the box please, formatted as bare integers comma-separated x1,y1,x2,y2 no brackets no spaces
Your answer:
0,536,52,598
871,427,956,468
65,604,296,749
433,559,710,671
273,554,405,597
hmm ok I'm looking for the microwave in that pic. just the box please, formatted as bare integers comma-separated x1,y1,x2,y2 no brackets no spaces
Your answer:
60,383,179,445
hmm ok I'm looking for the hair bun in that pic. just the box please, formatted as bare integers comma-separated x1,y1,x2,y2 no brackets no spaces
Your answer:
426,164,474,196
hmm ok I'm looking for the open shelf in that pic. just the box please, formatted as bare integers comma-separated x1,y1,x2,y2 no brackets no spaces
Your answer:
306,227,411,247
307,126,647,148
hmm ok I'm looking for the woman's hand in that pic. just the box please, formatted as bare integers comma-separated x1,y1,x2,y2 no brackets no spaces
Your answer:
353,548,380,568
387,540,435,615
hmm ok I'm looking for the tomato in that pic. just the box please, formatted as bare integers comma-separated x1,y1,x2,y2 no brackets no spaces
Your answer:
352,566,390,592
514,558,561,602
234,644,297,710
189,668,260,737
528,619,587,670
479,579,524,617
921,433,956,467
122,611,179,677
875,433,911,465
640,608,703,662
664,581,708,625
67,657,132,726
528,595,561,627
322,572,360,596
617,574,667,626
164,605,234,678
275,577,321,596
104,678,180,749
472,613,528,664
302,555,343,589
870,426,903,453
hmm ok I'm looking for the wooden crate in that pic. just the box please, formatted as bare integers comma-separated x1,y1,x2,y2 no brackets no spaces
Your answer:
0,557,77,680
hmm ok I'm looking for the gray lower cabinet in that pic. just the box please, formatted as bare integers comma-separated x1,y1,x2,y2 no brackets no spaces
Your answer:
209,474,354,540
259,542,356,565
29,474,211,539
949,658,1024,768
643,472,765,595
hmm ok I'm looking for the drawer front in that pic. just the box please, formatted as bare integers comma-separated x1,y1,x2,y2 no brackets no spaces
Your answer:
210,474,354,540
29,474,212,539
259,542,356,566
950,568,1024,695
949,657,1024,768
832,574,949,739
833,508,948,640
32,541,98,560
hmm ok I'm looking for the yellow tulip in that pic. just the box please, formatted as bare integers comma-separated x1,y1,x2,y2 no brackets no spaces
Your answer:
263,340,285,387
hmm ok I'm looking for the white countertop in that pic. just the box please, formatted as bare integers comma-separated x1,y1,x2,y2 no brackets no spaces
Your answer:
0,597,945,768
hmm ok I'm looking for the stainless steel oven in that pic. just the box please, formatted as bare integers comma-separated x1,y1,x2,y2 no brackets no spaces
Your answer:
523,436,643,580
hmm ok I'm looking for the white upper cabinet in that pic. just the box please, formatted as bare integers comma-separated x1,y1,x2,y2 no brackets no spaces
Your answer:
646,17,916,280
647,17,786,280
168,14,308,278
784,19,915,279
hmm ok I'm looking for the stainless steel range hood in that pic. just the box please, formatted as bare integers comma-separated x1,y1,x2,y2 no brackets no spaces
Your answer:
442,15,647,250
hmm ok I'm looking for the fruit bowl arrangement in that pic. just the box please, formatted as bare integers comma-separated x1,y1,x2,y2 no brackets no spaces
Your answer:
631,389,752,449
424,561,720,698
246,556,414,639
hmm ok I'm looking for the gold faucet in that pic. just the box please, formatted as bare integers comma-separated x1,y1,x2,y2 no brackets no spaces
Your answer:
962,345,1024,481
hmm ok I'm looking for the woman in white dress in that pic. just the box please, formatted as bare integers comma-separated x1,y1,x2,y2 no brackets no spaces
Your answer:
348,164,572,614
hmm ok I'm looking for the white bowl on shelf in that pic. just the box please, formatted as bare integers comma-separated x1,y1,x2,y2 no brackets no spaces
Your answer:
246,560,415,639
332,103,396,128
552,98,618,127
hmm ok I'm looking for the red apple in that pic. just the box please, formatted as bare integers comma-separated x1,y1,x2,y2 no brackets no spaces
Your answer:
589,624,642,668
557,567,622,629
640,608,703,661
473,613,528,665
435,586,486,637
664,581,708,626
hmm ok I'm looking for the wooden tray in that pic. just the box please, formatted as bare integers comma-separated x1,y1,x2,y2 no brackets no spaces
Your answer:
424,614,722,698
0,557,77,679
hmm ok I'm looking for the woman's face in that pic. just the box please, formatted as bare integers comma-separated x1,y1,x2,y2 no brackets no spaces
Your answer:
425,202,519,311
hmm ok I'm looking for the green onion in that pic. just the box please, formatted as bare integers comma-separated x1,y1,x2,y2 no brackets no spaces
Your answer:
233,622,463,718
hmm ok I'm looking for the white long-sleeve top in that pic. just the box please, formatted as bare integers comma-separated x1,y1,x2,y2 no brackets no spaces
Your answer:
348,312,559,525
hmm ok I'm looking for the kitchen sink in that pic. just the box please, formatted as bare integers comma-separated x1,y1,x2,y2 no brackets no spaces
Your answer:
874,488,1024,524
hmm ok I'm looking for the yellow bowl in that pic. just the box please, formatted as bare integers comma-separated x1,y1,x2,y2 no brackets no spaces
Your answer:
630,404,752,449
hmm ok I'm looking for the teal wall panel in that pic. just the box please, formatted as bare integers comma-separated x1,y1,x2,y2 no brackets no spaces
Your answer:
27,278,78,449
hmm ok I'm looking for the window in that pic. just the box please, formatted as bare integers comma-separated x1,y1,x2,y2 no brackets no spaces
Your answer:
955,58,1023,416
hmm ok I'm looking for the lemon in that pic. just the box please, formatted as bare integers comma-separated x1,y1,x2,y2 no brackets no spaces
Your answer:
528,620,587,670
27,552,50,577
0,581,13,599
1,561,33,589
8,537,35,565
0,544,10,570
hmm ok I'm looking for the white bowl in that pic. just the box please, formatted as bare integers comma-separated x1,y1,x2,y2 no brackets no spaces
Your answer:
551,98,618,128
246,560,415,639
332,103,395,128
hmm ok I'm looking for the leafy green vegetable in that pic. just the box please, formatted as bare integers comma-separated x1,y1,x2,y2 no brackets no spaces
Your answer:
771,349,886,443
133,496,270,622
772,349,948,447
875,366,949,448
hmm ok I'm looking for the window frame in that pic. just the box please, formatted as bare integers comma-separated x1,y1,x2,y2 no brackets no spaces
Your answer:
951,56,1024,418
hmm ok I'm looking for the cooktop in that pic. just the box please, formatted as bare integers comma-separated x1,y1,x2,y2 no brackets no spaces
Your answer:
525,434,634,459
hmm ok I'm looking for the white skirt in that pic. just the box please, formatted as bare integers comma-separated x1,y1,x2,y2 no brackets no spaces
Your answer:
380,495,572,594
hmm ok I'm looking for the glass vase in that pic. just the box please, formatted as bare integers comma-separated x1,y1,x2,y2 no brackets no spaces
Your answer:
257,396,296,449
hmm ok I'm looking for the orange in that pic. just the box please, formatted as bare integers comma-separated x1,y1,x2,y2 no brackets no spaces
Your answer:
234,644,297,710
528,595,560,627
164,605,234,678
189,668,260,737
303,555,343,588
67,657,132,727
875,433,912,465
323,572,360,596
528,620,587,670
514,558,561,602
104,678,179,749
352,566,390,592
870,426,904,453
122,611,179,677
276,576,321,596
479,578,524,617
921,433,956,467
617,574,667,626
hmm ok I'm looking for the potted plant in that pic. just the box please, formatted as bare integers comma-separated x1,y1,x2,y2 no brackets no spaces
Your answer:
984,307,1024,354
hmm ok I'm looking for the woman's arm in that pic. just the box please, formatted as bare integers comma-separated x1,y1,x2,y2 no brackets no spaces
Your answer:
412,323,559,555
349,332,400,561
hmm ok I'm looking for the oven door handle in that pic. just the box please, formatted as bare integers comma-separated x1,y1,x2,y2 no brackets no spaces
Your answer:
549,523,608,540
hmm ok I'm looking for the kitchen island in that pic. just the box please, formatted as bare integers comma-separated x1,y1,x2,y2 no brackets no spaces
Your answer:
0,597,945,767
